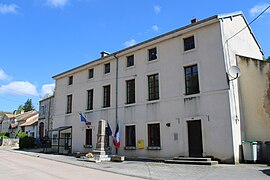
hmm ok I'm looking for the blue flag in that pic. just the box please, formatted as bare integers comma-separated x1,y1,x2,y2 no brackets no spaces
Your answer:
107,122,113,136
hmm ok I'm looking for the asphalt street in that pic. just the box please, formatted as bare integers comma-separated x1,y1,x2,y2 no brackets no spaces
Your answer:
0,149,141,180
1,147,270,180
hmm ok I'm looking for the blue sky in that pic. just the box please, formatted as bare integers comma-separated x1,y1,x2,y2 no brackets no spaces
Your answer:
0,0,270,112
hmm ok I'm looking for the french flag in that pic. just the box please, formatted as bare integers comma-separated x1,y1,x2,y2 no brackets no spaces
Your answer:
113,123,120,149
79,113,91,125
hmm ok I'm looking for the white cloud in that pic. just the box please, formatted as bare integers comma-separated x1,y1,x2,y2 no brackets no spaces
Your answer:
0,81,38,96
40,83,55,97
123,39,137,47
0,69,12,81
0,4,19,14
249,3,270,17
47,0,69,8
154,5,161,15
152,25,159,32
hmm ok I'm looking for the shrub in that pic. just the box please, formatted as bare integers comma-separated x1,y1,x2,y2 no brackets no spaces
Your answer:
0,132,8,139
19,136,36,149
16,131,28,139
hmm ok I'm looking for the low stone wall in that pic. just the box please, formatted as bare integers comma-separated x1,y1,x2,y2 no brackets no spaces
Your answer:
0,138,19,147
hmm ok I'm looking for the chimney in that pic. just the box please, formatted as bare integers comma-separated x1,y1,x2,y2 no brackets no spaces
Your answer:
100,51,110,58
191,18,199,24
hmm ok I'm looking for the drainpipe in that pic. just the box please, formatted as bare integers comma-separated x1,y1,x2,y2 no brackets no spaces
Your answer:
113,54,119,155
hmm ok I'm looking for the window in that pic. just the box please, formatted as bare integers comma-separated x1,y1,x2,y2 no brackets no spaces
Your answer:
125,125,136,147
40,106,45,116
184,36,195,51
88,68,94,79
68,76,73,85
104,63,110,74
103,85,110,108
87,89,94,110
148,74,159,101
127,55,134,67
185,65,199,95
66,94,72,114
126,79,135,104
148,123,160,147
148,47,157,61
85,129,92,146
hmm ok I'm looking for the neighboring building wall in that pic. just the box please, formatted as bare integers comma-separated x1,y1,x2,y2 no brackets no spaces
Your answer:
38,96,54,138
237,56,270,161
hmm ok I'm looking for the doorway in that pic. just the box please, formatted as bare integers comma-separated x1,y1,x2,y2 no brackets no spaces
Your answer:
187,120,203,157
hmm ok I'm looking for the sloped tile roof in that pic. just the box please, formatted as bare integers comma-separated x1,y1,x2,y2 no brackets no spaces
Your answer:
20,114,38,127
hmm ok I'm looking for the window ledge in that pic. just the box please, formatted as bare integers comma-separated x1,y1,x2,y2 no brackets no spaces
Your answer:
125,146,136,150
184,93,200,99
146,99,160,104
125,102,136,107
147,59,158,64
84,145,93,148
126,66,135,70
85,109,94,113
183,48,196,54
65,112,73,116
147,146,161,150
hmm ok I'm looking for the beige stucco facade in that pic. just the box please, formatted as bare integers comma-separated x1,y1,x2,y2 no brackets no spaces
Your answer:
237,56,270,161
52,12,263,163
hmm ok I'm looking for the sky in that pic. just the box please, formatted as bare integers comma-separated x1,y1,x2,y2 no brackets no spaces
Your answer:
0,0,270,112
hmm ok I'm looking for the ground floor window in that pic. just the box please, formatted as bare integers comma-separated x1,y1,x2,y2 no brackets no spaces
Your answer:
125,125,136,148
147,123,160,148
85,129,92,146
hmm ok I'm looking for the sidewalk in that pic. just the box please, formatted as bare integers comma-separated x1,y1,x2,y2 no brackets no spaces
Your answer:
1,146,270,180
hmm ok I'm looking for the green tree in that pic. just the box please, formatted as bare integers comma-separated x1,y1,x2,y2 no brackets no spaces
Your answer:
16,105,24,114
23,99,35,112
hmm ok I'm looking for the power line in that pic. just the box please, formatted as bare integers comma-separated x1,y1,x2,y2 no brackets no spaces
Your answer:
225,5,270,43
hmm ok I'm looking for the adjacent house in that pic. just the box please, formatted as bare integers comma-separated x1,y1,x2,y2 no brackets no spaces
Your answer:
11,111,39,137
38,96,54,140
1,113,17,137
20,113,39,138
52,11,264,163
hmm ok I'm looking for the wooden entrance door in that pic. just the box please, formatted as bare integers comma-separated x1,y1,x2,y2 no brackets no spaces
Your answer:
187,120,203,157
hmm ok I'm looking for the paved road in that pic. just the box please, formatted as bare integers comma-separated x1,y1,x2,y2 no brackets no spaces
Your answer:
1,147,270,179
0,150,141,180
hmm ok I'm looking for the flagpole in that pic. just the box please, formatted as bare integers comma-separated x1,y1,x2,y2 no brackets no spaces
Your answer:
114,54,119,155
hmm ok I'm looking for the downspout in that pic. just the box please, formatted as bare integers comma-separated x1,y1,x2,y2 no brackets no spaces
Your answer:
113,54,119,155
219,17,239,164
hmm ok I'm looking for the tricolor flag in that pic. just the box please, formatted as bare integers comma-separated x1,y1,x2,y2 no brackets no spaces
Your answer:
113,123,120,149
79,113,91,125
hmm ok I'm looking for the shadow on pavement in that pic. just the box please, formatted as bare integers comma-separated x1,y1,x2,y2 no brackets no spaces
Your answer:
261,169,270,176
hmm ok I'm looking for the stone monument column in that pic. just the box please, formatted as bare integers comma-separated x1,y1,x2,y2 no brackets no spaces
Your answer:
96,119,106,151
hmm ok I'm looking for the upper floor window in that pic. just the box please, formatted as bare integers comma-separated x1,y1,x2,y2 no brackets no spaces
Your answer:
185,64,199,95
126,79,135,104
125,125,136,148
68,76,73,85
103,85,110,108
40,106,45,116
148,47,157,61
184,36,195,51
104,63,110,74
88,68,94,79
127,55,134,67
87,89,94,110
148,74,159,101
66,94,72,114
